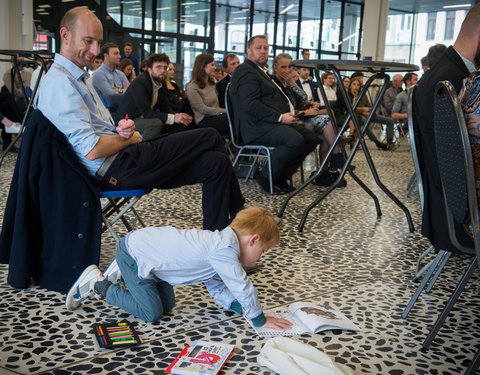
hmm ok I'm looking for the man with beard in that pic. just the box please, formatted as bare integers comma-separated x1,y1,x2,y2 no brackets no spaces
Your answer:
413,3,480,251
38,7,245,232
116,53,192,138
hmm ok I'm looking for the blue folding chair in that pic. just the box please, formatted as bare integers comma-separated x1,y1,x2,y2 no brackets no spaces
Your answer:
98,188,153,243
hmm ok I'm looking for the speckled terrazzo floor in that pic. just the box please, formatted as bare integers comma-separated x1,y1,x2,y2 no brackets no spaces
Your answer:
0,135,479,375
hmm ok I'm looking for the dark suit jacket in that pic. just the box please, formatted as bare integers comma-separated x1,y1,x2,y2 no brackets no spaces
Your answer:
116,71,172,123
0,110,101,293
296,78,320,102
216,74,231,109
229,59,290,144
413,45,472,251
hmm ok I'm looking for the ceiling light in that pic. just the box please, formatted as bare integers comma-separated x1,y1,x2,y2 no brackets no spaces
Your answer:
195,8,210,12
181,2,199,5
279,4,294,15
156,7,171,10
443,4,470,9
38,4,51,7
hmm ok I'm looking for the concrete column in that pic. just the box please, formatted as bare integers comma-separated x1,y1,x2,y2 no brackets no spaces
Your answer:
361,0,389,60
0,0,34,78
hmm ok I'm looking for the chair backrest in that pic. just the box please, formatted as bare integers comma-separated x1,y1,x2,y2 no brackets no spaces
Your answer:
224,82,242,148
433,80,480,257
407,85,425,210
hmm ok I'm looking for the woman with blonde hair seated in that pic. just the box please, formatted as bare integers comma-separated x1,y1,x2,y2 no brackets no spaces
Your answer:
186,53,228,133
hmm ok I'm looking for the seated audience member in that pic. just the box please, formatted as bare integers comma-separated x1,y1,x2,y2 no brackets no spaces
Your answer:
0,85,26,151
421,55,429,73
118,58,136,83
121,42,139,76
383,74,403,116
214,66,226,82
117,53,191,137
92,42,129,97
186,54,229,134
334,76,350,122
139,59,148,73
301,49,314,79
318,71,337,107
2,57,32,112
461,71,480,216
296,66,320,103
271,53,346,181
413,4,480,253
66,207,292,333
90,55,103,71
350,71,364,85
230,35,320,194
217,53,240,108
427,44,447,70
165,63,183,113
347,76,393,150
38,7,245,232
392,72,418,125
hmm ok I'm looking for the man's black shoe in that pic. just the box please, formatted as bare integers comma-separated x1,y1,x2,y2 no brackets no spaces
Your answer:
276,178,295,193
313,170,347,188
256,173,282,195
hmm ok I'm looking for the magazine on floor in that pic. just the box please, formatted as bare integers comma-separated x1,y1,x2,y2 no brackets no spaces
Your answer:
165,340,235,375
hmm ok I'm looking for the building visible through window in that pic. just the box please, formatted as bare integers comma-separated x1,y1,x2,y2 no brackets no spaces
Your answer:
426,12,436,40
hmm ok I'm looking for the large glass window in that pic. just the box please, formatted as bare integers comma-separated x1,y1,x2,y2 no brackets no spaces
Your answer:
299,0,322,54
426,12,436,40
385,9,467,68
106,0,121,24
180,1,211,37
123,0,143,29
444,11,455,40
215,1,250,54
340,2,361,59
321,0,342,52
252,0,275,44
156,0,178,33
276,1,299,48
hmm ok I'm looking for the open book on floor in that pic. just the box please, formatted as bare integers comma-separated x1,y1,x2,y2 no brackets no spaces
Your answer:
248,301,360,338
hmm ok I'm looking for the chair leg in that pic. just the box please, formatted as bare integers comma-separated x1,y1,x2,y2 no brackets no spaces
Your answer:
406,172,417,197
423,257,477,349
402,250,446,319
414,245,435,277
425,251,451,293
465,347,480,375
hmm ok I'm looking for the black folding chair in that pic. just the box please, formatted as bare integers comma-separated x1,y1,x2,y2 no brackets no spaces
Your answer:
422,81,480,365
402,86,450,319
225,83,276,195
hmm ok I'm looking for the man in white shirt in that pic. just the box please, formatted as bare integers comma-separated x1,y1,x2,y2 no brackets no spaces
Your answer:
92,42,129,97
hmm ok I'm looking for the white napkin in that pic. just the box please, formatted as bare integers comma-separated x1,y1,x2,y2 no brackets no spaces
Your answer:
257,337,355,375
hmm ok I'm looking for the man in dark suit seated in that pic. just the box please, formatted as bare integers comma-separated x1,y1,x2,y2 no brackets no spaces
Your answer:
116,53,192,139
217,53,240,109
413,3,480,251
230,35,317,194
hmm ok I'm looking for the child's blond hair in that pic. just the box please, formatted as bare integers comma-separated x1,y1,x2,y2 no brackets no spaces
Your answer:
229,207,280,245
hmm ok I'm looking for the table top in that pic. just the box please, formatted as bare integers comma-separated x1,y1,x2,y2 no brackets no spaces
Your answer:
291,59,419,73
0,49,55,58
